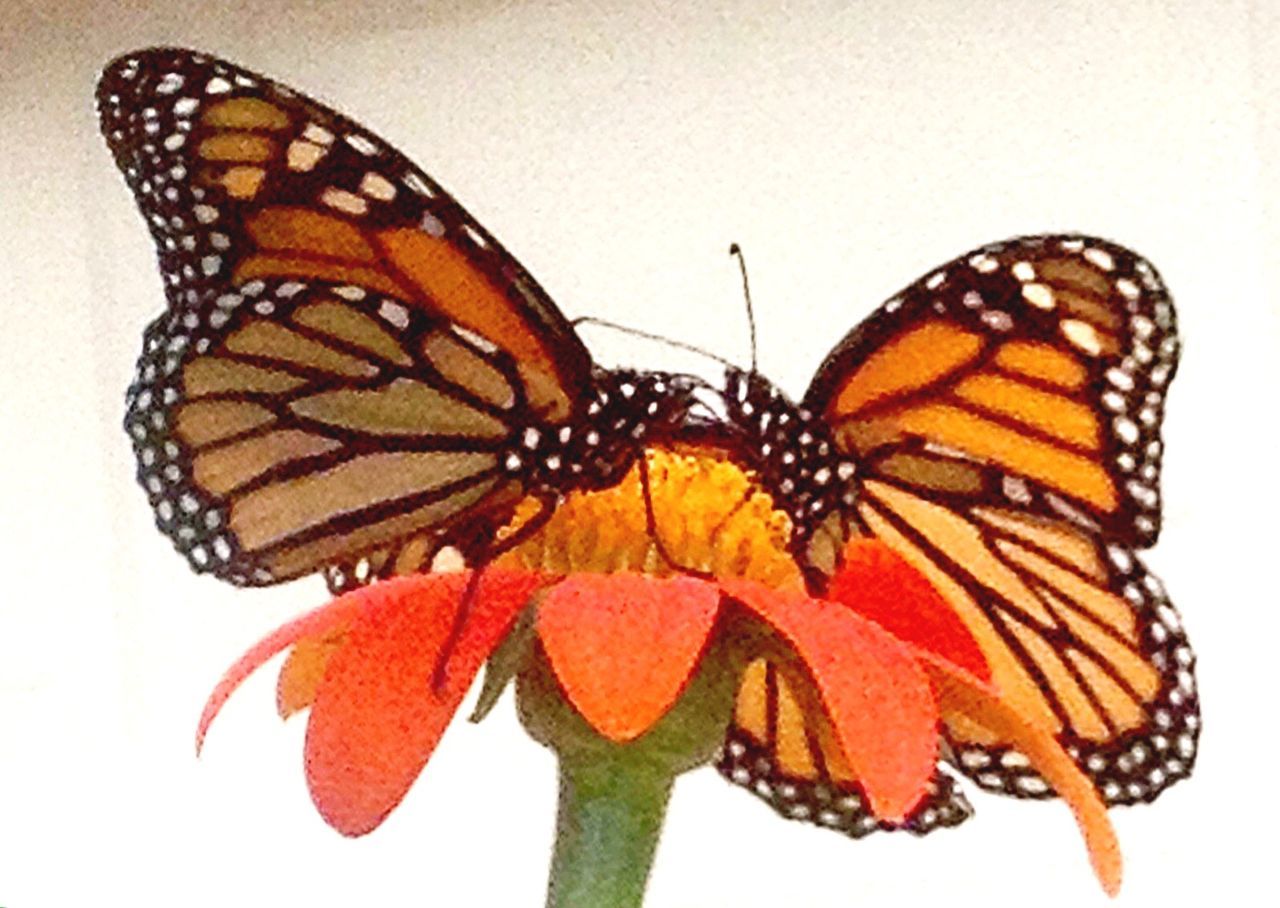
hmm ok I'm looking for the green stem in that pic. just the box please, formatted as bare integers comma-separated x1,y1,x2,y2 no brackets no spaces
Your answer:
547,751,673,908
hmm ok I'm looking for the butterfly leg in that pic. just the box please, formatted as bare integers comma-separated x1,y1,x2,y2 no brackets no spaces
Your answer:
429,495,560,690
638,452,715,580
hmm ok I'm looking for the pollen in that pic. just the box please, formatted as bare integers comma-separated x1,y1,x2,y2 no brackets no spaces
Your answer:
496,447,804,591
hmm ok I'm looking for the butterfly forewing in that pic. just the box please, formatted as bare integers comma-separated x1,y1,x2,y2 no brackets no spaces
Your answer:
98,48,590,419
806,235,1177,548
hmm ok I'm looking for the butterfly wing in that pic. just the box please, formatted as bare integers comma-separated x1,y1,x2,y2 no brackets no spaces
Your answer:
100,48,588,584
806,235,1176,548
717,657,974,838
802,235,1197,804
123,280,533,585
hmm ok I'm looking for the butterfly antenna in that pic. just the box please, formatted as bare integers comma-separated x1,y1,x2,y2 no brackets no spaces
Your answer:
729,243,758,373
572,316,735,368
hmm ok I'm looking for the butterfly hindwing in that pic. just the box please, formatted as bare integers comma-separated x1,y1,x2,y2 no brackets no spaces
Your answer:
125,277,531,584
717,657,973,837
854,470,1198,804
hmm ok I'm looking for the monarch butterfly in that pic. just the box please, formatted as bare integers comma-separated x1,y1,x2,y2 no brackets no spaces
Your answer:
98,47,703,587
714,235,1198,836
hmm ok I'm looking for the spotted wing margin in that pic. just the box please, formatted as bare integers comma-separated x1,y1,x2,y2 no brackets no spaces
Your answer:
98,47,590,421
804,235,1178,549
846,464,1198,805
717,658,973,837
125,277,529,585
322,533,474,595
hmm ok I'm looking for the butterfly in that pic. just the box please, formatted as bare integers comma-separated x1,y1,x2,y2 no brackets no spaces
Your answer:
98,47,704,588
714,235,1198,836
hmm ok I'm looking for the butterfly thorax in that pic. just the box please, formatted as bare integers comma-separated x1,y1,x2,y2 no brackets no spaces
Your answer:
503,369,700,496
722,368,858,547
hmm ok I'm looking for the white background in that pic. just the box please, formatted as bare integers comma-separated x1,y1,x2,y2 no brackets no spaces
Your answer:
2,1,1276,905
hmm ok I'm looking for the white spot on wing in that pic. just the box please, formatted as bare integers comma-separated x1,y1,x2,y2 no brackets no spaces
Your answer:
321,187,369,216
1061,319,1103,355
379,300,409,329
420,213,446,237
157,73,184,94
1021,283,1055,310
345,133,379,156
360,171,397,201
1084,247,1115,271
303,123,334,145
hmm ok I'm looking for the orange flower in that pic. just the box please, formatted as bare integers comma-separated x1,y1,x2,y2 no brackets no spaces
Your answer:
196,448,1119,894
198,562,946,833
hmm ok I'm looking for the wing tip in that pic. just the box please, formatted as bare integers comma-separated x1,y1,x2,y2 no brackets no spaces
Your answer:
96,47,223,131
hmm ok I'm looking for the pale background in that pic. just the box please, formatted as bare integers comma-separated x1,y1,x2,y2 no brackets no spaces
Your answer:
1,1,1276,905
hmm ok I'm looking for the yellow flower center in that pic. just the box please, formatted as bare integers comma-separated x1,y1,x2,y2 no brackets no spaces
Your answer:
494,446,804,591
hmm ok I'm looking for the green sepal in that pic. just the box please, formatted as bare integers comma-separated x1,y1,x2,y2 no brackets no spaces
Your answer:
469,596,540,724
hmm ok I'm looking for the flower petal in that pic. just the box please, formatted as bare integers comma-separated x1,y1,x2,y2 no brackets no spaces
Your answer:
536,573,721,742
196,596,363,753
826,539,991,681
828,542,1121,893
930,666,1122,896
722,578,937,823
305,570,544,836
277,630,346,719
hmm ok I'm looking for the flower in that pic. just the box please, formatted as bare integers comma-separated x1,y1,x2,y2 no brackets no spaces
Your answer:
197,447,1120,894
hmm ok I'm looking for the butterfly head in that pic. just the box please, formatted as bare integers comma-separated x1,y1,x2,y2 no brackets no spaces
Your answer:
720,366,814,443
720,366,858,534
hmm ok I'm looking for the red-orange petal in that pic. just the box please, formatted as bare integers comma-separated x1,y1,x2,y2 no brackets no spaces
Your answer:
536,573,722,742
196,596,363,753
930,666,1122,896
826,538,991,682
277,630,347,719
304,570,544,836
721,578,937,823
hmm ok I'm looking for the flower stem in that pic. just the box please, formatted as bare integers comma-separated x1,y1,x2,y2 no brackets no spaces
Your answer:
547,750,673,908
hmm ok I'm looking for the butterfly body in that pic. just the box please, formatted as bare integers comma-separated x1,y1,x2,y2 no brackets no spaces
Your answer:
508,367,700,493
